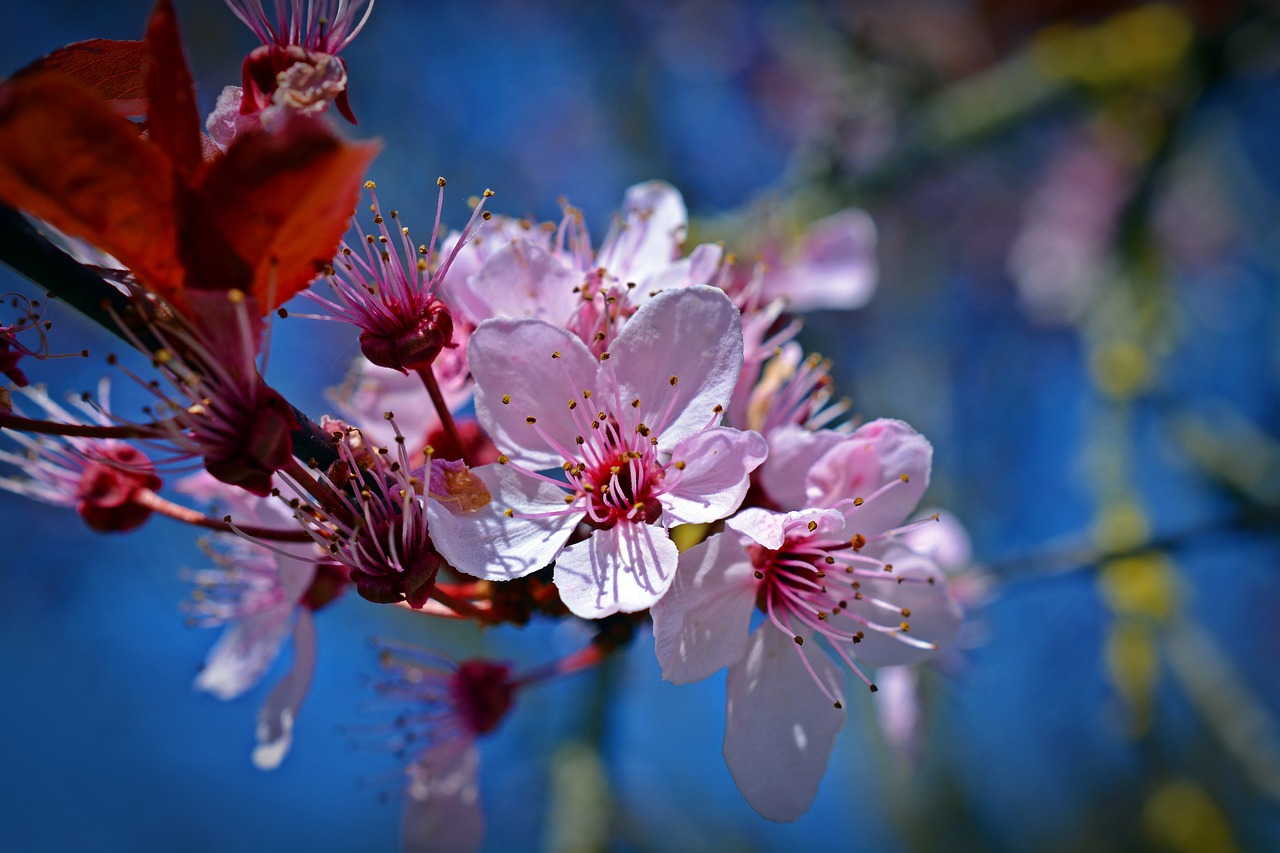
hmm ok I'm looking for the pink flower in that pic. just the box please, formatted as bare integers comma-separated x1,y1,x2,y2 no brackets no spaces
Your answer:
373,645,520,853
439,181,724,353
178,472,341,769
650,418,962,821
430,285,767,619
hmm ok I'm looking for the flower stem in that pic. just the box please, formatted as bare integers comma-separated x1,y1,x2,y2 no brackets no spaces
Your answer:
429,584,495,623
133,488,315,541
0,411,165,440
415,364,472,467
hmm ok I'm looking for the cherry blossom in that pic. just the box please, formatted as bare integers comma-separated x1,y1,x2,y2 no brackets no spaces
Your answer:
651,418,962,821
430,285,766,619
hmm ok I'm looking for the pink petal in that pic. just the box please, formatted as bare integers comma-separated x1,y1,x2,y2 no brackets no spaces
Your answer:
764,208,878,312
726,506,844,551
758,425,847,511
846,545,962,668
402,739,485,853
818,419,932,533
901,509,973,573
469,317,599,469
604,286,742,446
659,426,766,525
597,180,687,283
428,463,580,581
625,242,723,308
456,241,582,327
723,626,846,822
252,609,317,770
873,665,925,770
554,521,679,619
651,530,757,684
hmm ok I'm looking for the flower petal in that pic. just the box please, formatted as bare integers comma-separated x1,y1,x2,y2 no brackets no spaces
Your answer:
470,317,599,469
723,626,846,822
726,506,845,551
458,240,583,326
428,463,579,581
251,609,317,770
764,208,877,312
626,242,723,308
660,427,766,525
818,419,932,533
554,522,678,619
605,285,743,446
597,180,686,283
402,740,485,853
194,600,294,700
758,425,847,511
651,531,757,684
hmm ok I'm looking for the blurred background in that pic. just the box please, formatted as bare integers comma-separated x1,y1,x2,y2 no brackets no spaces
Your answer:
2,0,1279,851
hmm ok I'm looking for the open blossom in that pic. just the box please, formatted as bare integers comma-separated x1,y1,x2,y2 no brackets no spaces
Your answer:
373,645,520,853
651,418,962,821
439,181,724,353
0,384,162,532
178,472,345,770
307,181,491,374
430,285,767,619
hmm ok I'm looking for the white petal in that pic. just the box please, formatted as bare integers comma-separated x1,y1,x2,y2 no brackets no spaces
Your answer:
605,286,743,446
725,506,844,551
470,318,600,469
597,180,687,283
627,242,724,308
554,522,679,619
723,626,846,822
651,531,757,684
252,610,317,770
428,463,580,581
402,740,485,853
660,427,766,524
194,601,294,701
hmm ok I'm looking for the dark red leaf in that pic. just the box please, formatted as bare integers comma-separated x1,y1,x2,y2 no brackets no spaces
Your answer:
0,75,185,301
192,115,379,310
144,0,202,182
11,39,148,114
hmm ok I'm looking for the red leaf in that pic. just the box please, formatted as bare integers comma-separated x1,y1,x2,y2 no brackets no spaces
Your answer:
144,0,202,182
11,39,148,115
0,75,184,300
192,115,379,311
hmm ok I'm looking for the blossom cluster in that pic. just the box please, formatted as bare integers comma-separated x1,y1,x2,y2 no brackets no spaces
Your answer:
0,1,975,849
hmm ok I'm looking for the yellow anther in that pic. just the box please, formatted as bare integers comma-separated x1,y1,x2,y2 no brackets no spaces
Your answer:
807,521,818,532
365,180,376,189
501,394,511,405
853,497,865,506
526,416,537,424
498,454,509,464
674,461,686,470
669,375,678,386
